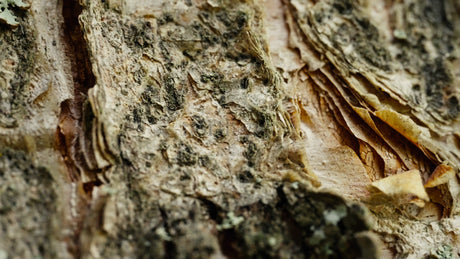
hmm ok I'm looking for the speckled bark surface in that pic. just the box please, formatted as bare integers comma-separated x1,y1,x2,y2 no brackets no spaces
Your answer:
0,0,459,258
76,0,375,257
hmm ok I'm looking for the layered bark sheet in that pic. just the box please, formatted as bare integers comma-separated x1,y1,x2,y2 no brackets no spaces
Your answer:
280,0,460,256
0,0,459,258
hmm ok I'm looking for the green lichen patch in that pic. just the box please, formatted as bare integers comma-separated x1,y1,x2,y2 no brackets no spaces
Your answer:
0,0,30,27
429,244,454,259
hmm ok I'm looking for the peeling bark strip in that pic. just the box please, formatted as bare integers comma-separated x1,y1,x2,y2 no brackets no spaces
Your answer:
0,0,460,258
281,0,460,256
58,0,99,184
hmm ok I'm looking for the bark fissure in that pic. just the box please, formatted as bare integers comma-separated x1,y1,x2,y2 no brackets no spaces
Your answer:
58,0,99,185
56,0,99,257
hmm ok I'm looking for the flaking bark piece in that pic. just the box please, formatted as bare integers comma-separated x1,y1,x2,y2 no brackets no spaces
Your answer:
425,164,457,188
369,170,429,206
425,164,460,217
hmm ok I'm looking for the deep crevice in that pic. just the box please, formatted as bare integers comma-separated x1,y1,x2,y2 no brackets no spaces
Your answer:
58,0,96,182
55,0,99,257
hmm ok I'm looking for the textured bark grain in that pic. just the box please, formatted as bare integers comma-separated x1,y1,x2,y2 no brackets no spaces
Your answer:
0,0,459,258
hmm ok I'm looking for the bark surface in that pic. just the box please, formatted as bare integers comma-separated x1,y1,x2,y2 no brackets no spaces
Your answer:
0,0,459,258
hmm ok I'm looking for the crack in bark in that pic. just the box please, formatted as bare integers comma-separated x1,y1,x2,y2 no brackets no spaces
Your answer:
56,0,100,257
58,0,97,183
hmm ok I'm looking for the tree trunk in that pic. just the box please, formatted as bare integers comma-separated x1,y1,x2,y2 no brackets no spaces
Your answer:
0,0,459,258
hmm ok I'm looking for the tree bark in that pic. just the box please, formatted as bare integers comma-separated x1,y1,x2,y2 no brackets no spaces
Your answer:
0,0,459,258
